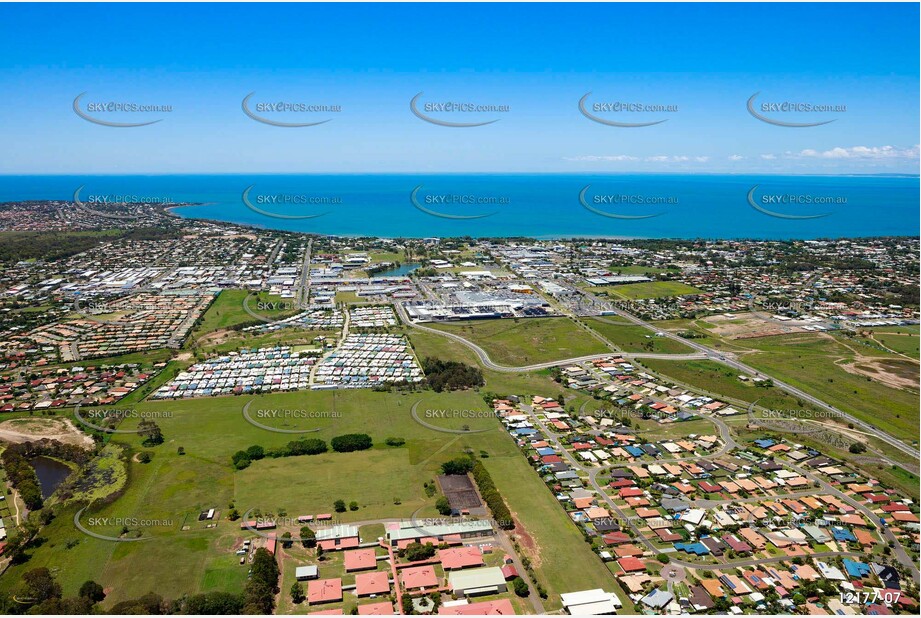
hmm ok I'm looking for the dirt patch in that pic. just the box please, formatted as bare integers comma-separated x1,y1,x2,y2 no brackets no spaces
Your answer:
839,357,920,391
701,312,806,340
0,417,93,448
509,511,541,568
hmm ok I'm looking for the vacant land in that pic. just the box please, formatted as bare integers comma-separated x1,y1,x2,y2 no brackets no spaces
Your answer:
584,317,693,354
640,358,824,415
864,325,920,359
594,280,701,300
740,333,919,441
1,383,613,609
430,317,609,365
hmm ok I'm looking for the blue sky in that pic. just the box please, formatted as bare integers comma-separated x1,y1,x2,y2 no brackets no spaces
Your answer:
0,2,918,174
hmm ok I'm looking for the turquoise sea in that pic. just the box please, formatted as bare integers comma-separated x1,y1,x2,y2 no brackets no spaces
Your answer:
1,174,917,239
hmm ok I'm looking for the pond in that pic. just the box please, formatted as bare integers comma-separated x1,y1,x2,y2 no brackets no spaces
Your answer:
374,262,419,277
30,456,72,499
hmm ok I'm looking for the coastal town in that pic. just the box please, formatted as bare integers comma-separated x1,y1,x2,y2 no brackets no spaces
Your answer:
0,196,917,616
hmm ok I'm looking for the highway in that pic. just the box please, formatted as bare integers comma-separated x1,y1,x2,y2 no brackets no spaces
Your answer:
601,308,919,466
398,300,917,470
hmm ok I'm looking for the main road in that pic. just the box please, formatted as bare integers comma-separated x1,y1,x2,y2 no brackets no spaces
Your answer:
395,302,918,468
601,308,919,465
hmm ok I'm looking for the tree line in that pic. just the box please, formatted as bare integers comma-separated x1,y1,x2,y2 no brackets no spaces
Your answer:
232,433,373,469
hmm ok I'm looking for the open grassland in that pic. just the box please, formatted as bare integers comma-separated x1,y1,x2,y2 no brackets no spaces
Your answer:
188,289,299,343
738,333,919,442
429,317,609,365
0,381,615,609
594,280,701,300
584,317,694,354
639,358,824,414
863,325,920,359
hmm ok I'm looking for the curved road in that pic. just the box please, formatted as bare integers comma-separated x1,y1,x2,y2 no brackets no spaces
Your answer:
604,308,919,466
396,303,706,371
398,302,918,469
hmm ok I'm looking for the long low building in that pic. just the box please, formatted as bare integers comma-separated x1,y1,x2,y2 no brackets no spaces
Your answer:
447,566,507,597
385,520,493,546
560,589,623,615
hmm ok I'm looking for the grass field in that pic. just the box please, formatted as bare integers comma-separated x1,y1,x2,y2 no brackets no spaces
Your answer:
0,381,615,610
738,333,919,442
594,280,701,300
429,317,609,366
187,289,303,343
584,317,694,354
639,358,824,415
865,325,920,359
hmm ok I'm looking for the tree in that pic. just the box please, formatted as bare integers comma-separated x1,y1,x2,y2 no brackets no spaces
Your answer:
290,582,305,604
440,457,474,475
330,434,373,453
246,445,265,460
300,526,316,548
176,446,185,455
849,442,867,454
138,419,164,446
403,542,436,562
334,499,346,513
22,568,62,603
183,591,244,614
512,577,530,597
349,501,359,511
78,580,105,603
281,531,293,548
138,451,152,463
435,496,452,516
656,553,670,564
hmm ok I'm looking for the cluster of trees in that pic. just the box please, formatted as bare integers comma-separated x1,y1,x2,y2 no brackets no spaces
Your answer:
440,457,474,476
138,420,164,446
0,568,250,615
330,433,372,452
471,459,514,530
0,447,44,510
231,438,328,469
422,357,484,392
401,541,437,562
333,499,360,513
438,456,513,530
0,227,180,264
231,433,373,469
242,548,280,613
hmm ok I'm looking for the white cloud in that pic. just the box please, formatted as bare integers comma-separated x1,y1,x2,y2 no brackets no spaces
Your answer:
788,145,919,160
759,154,777,160
728,154,744,161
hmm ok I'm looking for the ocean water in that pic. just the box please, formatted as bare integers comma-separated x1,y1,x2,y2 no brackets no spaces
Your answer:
1,174,917,240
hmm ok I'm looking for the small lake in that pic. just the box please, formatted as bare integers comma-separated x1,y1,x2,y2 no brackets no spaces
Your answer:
30,456,71,498
374,262,420,277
